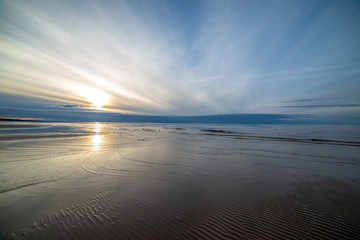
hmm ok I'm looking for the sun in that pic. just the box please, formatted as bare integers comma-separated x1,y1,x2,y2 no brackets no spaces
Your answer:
79,87,110,109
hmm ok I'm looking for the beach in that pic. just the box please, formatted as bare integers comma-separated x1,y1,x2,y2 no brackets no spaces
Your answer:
1,122,360,239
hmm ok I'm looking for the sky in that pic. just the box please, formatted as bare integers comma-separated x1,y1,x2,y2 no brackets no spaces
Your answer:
0,0,360,122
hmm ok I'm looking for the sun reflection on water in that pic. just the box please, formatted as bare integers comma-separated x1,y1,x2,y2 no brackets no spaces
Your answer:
94,123,101,133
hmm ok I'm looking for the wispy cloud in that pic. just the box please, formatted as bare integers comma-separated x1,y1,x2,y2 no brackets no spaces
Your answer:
58,104,86,109
284,104,360,108
283,97,349,103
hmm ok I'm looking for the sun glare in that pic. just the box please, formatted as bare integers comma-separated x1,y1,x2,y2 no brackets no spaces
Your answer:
79,87,110,110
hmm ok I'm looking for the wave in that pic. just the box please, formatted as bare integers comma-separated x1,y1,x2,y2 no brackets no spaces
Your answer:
201,129,360,147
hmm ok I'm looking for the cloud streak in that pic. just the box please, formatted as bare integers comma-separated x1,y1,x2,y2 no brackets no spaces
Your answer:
283,97,349,103
284,104,360,108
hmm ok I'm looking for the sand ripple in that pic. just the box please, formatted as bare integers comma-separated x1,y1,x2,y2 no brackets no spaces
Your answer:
10,179,360,240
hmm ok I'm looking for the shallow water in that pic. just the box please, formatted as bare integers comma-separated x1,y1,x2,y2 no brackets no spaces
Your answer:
0,122,360,239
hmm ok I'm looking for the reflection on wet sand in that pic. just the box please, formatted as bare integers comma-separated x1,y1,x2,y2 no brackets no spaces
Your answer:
0,123,360,239
92,123,103,151
92,135,102,151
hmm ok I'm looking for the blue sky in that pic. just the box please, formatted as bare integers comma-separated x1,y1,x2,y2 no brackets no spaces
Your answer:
0,0,360,121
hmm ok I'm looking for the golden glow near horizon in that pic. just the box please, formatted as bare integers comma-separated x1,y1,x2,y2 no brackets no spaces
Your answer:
78,87,110,110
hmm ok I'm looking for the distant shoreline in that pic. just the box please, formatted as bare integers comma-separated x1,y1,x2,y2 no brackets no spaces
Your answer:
0,117,43,122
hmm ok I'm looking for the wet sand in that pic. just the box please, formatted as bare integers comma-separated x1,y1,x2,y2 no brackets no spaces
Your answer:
1,123,360,239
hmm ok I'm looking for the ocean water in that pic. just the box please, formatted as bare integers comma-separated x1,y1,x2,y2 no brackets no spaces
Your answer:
0,122,360,239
